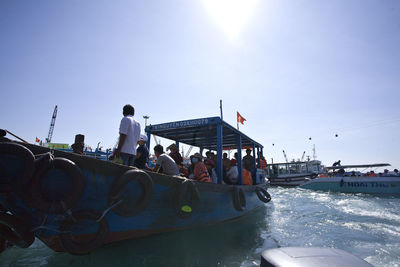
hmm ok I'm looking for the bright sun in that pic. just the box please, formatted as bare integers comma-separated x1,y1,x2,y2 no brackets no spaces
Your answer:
202,0,259,41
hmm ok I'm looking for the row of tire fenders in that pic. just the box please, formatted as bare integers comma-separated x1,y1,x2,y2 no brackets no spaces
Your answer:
0,142,271,254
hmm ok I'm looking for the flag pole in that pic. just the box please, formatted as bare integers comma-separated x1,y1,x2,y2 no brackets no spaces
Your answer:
220,100,223,120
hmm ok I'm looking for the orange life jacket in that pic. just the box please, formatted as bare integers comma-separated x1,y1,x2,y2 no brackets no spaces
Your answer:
194,162,211,183
242,169,253,185
260,159,267,169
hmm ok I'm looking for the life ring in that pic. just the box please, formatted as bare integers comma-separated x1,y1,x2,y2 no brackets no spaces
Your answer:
175,179,200,218
0,212,34,248
30,157,86,214
255,187,271,203
232,187,246,211
0,142,35,185
59,210,109,255
108,169,153,218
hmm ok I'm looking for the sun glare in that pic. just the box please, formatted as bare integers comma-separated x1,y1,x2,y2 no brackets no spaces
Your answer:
202,0,259,41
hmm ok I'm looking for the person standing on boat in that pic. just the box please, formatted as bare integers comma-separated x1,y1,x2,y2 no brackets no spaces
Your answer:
134,134,149,169
223,152,231,170
243,148,254,171
153,144,180,175
114,104,141,166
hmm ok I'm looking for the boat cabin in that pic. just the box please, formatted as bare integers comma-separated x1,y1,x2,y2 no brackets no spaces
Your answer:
268,160,323,177
145,116,265,185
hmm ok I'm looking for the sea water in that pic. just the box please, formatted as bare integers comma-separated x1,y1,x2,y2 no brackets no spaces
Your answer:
1,187,399,266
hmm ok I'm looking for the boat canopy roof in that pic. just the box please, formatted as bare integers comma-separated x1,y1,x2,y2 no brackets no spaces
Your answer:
268,160,321,166
326,163,391,170
145,116,263,151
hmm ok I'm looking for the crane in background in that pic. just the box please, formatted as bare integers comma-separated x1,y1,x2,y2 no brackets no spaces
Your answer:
282,150,288,163
45,105,57,144
300,151,306,162
185,146,193,158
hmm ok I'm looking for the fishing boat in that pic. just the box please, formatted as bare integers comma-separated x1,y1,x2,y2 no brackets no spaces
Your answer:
0,116,271,255
267,160,324,187
299,163,400,195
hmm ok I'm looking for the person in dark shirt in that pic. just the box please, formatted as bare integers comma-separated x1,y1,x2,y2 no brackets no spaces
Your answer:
134,134,149,169
230,152,238,166
167,143,183,165
243,148,254,171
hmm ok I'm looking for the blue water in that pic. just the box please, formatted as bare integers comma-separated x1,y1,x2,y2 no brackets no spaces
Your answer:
1,187,399,266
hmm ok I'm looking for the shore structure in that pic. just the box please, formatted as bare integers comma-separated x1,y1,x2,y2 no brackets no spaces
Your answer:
0,117,271,255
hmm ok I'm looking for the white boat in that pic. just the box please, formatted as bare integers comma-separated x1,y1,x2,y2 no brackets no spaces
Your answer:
300,163,400,195
267,160,324,186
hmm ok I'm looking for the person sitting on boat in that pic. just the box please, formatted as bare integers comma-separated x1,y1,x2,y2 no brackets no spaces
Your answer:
230,152,238,166
243,148,254,171
134,134,149,169
167,143,183,165
114,104,141,166
153,144,180,176
204,159,218,183
369,170,377,177
191,153,211,183
394,169,399,176
259,154,267,169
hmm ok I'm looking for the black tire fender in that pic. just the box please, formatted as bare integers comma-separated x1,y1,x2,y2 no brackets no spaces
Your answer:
59,210,109,255
0,212,34,248
232,187,246,211
0,142,35,185
30,157,86,214
255,187,271,203
175,179,200,218
108,169,153,218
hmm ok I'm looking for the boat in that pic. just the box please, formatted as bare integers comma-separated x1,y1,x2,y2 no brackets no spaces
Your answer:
267,160,324,186
299,163,400,195
0,116,271,255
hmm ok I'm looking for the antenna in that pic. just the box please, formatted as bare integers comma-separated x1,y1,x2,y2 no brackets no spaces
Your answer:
46,105,57,144
312,144,317,160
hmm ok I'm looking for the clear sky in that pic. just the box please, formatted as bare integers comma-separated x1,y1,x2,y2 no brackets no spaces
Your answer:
1,0,399,170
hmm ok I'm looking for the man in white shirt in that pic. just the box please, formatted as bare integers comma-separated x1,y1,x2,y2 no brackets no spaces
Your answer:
114,104,141,166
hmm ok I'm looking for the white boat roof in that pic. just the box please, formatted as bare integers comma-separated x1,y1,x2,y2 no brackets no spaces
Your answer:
326,163,391,170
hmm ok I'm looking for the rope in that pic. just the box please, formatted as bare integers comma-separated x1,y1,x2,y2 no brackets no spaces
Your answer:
96,199,123,222
29,200,123,234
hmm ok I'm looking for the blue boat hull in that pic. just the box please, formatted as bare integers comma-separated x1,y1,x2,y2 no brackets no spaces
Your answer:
300,176,400,195
0,142,270,253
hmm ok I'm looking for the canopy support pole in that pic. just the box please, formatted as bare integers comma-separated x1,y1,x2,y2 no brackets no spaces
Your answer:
146,130,151,150
237,135,243,185
216,122,223,184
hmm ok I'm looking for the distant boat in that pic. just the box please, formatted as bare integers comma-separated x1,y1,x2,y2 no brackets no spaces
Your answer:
0,117,271,255
300,163,400,195
267,160,324,187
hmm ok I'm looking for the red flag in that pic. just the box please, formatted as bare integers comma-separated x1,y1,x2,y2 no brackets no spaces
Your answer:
237,112,246,125
35,137,40,143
